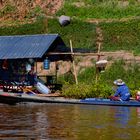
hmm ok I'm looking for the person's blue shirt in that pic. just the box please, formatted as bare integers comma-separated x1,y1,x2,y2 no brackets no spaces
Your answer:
114,84,130,101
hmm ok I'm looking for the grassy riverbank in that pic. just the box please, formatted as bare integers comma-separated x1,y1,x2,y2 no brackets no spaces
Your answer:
1,1,140,98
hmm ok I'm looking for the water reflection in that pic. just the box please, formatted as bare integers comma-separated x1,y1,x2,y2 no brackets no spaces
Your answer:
136,107,140,118
113,107,130,127
0,103,140,140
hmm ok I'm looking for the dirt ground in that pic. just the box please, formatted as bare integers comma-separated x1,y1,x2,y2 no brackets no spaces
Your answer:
46,0,64,14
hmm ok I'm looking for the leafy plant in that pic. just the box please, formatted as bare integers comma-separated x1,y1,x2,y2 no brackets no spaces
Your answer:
61,82,113,99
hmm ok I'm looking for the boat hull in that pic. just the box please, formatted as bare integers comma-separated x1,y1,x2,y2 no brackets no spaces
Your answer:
80,98,140,107
0,93,140,107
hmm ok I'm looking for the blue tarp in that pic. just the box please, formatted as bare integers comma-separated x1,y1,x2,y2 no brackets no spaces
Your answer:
0,34,67,59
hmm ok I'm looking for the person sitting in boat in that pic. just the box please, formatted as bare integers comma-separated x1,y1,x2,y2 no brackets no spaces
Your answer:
109,79,131,101
135,91,140,101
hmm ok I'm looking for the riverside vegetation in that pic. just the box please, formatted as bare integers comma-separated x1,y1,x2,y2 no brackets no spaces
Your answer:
0,0,140,98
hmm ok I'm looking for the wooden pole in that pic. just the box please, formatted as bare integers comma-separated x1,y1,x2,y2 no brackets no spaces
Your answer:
95,42,101,83
70,40,78,85
55,61,59,84
97,42,101,61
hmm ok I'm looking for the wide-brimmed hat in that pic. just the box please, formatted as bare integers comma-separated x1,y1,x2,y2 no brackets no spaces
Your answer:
113,79,125,86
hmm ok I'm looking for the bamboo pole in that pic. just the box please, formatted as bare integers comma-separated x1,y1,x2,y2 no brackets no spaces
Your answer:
97,42,101,61
95,42,101,83
70,40,78,85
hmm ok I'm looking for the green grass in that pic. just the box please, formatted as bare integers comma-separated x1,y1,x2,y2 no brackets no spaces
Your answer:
48,19,96,50
48,18,140,54
57,0,140,19
0,17,47,36
100,19,140,54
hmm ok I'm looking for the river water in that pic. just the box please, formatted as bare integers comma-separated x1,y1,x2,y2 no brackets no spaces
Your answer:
0,103,140,140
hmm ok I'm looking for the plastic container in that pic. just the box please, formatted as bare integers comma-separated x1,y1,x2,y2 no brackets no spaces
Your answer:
44,58,50,69
36,82,51,94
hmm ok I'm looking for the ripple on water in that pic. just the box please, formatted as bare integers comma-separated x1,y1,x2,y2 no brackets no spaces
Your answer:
0,104,139,139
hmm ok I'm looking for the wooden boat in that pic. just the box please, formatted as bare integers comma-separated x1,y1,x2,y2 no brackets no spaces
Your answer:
0,92,80,105
80,98,140,107
0,92,140,106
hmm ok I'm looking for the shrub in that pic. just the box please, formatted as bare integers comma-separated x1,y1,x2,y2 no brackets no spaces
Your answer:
61,82,113,99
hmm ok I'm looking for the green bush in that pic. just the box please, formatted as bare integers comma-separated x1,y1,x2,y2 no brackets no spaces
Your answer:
61,82,113,99
58,72,75,84
77,66,96,83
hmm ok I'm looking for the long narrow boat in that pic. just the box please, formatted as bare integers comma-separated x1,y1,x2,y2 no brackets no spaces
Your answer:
0,92,140,107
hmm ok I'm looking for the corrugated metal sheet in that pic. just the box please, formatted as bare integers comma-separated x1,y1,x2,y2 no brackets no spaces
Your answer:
0,34,65,59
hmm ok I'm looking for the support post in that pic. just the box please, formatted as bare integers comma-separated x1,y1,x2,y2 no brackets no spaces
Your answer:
35,59,37,74
55,61,59,84
70,40,78,85
95,42,101,83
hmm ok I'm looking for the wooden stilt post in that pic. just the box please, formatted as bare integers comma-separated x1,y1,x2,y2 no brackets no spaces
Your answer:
70,40,78,85
55,61,59,84
95,42,101,83
95,22,103,83
35,59,37,74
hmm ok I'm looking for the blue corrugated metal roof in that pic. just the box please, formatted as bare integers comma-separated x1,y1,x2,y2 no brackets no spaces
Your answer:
0,34,65,59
